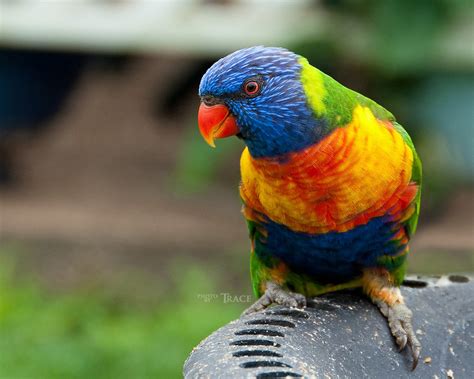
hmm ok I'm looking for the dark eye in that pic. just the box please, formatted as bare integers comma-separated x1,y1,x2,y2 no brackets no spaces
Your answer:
244,80,261,96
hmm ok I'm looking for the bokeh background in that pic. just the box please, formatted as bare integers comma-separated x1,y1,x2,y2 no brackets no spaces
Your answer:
0,0,473,377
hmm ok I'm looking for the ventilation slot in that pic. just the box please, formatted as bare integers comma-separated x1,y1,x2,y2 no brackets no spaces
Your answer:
402,279,428,288
230,339,281,348
246,319,296,328
232,350,283,358
240,361,292,369
257,372,303,378
265,309,309,319
235,329,284,337
448,275,470,283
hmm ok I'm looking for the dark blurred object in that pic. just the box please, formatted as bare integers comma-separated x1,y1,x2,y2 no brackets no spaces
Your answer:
185,275,474,378
0,49,86,132
0,49,86,184
153,59,214,119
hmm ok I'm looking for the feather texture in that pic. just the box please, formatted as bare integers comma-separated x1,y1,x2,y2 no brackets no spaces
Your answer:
198,46,422,297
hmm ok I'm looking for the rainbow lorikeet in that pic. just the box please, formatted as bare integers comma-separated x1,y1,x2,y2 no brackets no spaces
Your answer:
197,47,422,368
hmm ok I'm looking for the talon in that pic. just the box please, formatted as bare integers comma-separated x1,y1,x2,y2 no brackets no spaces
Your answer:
375,300,421,369
411,347,420,370
364,271,421,369
293,293,307,307
407,328,421,370
396,334,408,351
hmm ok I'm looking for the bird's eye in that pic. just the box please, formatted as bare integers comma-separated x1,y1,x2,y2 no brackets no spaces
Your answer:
243,80,261,96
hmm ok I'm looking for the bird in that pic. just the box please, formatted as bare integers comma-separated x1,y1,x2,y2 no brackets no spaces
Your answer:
197,46,422,369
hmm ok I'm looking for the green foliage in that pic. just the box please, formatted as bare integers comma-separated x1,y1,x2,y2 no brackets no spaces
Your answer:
170,118,241,194
0,260,244,379
369,0,447,71
408,248,474,274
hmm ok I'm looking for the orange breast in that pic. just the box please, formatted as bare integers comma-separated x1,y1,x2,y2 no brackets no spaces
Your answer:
240,106,417,234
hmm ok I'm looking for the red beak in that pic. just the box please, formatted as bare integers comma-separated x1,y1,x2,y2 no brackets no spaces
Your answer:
198,103,239,147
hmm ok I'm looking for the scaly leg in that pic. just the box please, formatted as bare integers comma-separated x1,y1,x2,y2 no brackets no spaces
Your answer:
242,281,306,316
362,268,421,370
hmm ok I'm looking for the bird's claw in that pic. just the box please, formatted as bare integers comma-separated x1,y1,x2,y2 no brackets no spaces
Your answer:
376,300,421,370
242,282,306,316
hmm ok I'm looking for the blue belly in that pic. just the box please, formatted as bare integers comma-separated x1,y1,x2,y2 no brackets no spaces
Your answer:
254,214,406,282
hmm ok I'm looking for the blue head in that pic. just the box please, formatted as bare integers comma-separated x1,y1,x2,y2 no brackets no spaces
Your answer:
198,46,327,158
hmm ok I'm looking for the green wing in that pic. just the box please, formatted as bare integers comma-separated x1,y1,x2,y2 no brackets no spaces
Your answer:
338,76,423,237
347,83,422,237
343,79,423,237
305,62,423,237
353,85,423,236
391,121,422,238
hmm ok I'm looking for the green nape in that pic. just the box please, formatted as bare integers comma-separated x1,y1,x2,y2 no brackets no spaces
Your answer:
298,56,395,128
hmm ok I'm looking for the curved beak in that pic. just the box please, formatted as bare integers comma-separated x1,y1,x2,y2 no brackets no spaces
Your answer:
198,103,239,147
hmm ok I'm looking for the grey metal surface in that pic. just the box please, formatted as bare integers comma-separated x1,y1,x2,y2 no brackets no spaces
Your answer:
184,275,474,378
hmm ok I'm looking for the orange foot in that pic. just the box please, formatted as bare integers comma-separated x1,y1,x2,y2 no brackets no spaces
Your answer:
362,268,421,370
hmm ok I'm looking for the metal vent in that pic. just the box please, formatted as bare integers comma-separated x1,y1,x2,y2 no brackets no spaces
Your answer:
184,275,474,378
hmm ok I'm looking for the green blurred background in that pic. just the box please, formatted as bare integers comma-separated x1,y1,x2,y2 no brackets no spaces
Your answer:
0,0,473,378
